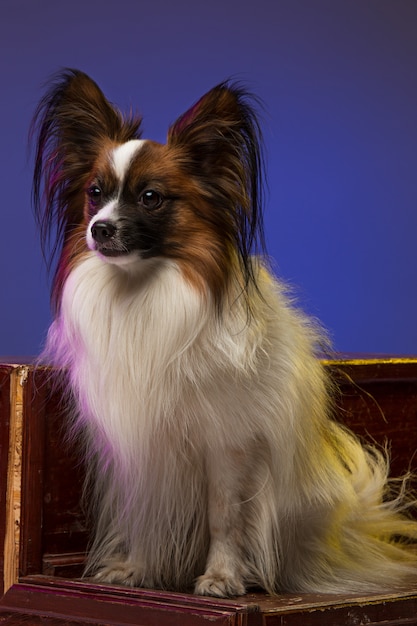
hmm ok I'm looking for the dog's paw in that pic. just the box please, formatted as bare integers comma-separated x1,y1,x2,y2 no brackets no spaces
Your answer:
93,558,142,587
194,571,246,598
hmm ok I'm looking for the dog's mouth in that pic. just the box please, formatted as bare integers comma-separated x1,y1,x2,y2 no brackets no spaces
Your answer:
93,242,144,268
95,244,128,257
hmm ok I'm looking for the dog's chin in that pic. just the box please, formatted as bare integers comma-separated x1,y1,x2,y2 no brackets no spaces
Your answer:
94,247,142,269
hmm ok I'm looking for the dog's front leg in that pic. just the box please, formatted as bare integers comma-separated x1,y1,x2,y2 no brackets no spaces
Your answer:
195,449,247,597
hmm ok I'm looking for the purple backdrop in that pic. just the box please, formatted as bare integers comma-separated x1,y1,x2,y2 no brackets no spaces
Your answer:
1,0,416,355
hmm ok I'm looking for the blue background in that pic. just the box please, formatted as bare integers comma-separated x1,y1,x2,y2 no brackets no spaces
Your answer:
1,0,416,356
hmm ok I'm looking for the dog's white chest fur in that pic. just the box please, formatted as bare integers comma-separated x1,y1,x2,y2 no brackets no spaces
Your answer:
56,256,204,444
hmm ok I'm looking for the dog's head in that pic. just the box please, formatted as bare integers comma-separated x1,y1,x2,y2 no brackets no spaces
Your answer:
32,70,265,308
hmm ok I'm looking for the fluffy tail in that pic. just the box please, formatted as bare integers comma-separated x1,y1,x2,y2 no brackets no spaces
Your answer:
300,427,417,593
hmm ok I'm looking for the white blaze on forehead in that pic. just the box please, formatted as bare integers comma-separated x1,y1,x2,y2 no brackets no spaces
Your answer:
111,139,146,182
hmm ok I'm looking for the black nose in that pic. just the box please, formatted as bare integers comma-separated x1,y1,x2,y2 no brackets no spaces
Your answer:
91,221,116,243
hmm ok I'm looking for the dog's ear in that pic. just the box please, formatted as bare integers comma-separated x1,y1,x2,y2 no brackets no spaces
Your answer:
167,82,265,284
168,83,243,136
32,70,143,272
32,69,142,182
167,82,254,173
167,81,264,209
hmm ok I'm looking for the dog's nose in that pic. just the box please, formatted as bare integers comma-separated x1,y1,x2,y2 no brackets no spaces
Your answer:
91,221,116,243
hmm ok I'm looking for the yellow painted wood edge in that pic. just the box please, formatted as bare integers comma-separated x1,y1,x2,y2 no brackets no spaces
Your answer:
322,356,417,367
3,365,28,594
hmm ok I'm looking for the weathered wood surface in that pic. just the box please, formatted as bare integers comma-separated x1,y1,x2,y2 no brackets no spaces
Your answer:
1,356,417,624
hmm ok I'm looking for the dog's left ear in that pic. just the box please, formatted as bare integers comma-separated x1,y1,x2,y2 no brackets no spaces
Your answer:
168,82,248,139
167,82,262,179
167,82,265,273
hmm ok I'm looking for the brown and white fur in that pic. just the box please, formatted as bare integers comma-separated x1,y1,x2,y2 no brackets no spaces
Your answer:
32,69,417,597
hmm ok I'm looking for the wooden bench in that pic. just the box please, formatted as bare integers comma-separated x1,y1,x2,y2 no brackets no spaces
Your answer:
1,357,417,624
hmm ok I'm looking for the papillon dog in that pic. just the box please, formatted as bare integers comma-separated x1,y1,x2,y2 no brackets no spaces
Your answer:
32,69,417,597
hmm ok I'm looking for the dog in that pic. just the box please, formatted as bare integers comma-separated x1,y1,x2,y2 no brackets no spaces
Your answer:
32,69,417,597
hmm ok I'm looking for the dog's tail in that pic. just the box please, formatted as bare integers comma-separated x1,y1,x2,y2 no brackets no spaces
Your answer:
303,425,417,593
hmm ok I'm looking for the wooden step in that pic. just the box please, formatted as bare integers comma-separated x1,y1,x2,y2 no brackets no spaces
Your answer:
1,356,417,624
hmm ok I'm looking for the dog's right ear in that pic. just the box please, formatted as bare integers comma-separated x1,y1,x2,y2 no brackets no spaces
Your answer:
31,69,143,271
32,69,143,201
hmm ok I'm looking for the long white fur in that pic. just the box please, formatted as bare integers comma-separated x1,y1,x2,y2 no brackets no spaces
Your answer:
44,246,417,596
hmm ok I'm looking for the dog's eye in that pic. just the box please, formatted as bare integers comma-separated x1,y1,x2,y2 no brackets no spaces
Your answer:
139,190,163,210
87,185,102,206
